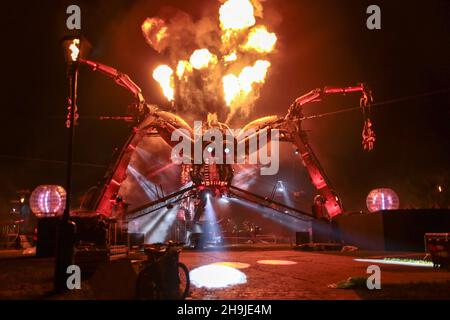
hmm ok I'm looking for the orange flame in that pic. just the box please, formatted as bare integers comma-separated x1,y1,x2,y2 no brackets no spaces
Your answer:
69,39,80,61
176,60,193,80
141,18,167,52
223,60,271,107
189,49,218,70
223,51,238,62
243,26,277,53
223,74,241,106
219,0,256,31
145,0,277,114
153,65,174,101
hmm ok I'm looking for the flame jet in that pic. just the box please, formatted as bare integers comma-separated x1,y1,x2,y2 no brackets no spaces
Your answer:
147,0,278,121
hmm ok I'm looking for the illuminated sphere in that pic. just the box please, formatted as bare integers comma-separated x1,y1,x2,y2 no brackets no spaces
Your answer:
366,188,399,213
30,185,66,218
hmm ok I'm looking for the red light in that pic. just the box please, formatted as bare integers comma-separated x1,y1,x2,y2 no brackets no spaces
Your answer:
111,179,121,187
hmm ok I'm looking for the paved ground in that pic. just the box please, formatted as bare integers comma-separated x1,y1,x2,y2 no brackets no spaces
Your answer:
1,248,450,299
181,249,450,300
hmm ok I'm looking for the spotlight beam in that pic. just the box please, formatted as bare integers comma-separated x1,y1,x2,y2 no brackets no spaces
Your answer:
128,166,160,199
229,191,310,222
229,185,313,220
127,185,195,220
204,196,222,243
146,207,178,243
145,208,174,235
139,208,166,234
127,195,191,221
228,196,310,231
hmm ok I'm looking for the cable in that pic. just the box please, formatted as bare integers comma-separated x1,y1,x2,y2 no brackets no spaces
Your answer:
301,88,450,121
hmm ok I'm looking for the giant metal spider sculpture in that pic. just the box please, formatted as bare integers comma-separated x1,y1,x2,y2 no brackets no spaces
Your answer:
75,58,375,230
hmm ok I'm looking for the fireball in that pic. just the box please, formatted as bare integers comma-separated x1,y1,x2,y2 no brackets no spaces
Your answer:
153,65,174,101
239,60,271,93
243,26,277,53
219,0,256,31
223,51,238,62
141,17,167,52
189,49,218,70
176,60,193,80
223,60,271,106
144,0,277,116
223,74,241,106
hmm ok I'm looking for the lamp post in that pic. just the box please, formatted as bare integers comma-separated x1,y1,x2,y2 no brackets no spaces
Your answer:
63,37,80,221
53,36,83,292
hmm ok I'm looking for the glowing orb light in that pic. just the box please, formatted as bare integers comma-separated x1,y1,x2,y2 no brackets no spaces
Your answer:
366,188,400,213
257,260,297,265
189,265,247,289
30,185,66,218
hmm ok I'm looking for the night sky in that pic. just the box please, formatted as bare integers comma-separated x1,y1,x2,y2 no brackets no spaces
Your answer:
0,0,449,217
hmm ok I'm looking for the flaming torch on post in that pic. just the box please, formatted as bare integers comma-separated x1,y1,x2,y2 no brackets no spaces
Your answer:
54,35,86,292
